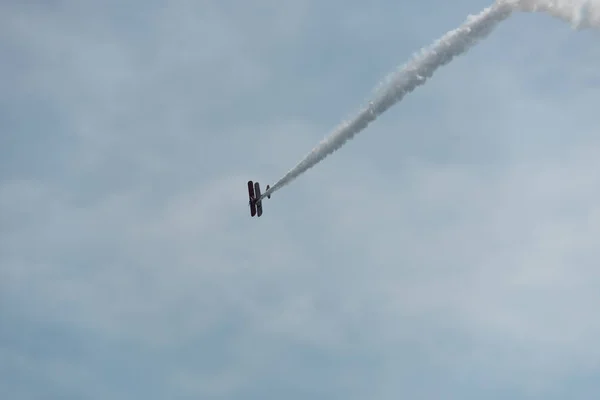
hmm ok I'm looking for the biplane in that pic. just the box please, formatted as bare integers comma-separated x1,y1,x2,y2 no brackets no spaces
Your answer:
247,181,270,217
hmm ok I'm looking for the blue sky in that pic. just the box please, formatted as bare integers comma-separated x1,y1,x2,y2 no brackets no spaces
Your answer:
2,0,600,398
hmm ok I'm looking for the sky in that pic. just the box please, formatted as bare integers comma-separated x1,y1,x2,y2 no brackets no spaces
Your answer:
1,0,600,399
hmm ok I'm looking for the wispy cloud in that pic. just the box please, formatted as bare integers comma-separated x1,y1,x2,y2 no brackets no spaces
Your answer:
2,0,600,399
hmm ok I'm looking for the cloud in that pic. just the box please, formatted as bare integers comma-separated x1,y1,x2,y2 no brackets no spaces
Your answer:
2,0,600,399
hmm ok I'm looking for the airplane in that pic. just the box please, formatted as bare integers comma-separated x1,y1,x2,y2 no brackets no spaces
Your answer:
247,180,270,217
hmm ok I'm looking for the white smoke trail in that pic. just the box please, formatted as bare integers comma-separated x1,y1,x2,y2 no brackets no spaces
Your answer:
509,0,600,28
260,2,514,200
259,0,599,201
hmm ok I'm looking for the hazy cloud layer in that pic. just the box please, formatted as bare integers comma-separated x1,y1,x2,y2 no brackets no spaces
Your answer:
2,0,600,399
